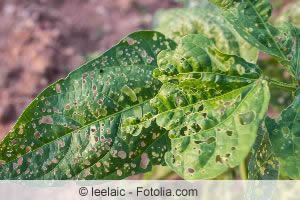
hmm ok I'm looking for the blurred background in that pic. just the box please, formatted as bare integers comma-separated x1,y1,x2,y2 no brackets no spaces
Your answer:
0,0,297,179
0,0,179,139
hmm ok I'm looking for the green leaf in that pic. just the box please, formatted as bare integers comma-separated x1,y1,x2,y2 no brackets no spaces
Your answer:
265,89,300,179
209,0,300,79
175,0,216,8
123,34,270,179
275,1,300,28
154,7,258,63
0,31,176,180
248,122,279,180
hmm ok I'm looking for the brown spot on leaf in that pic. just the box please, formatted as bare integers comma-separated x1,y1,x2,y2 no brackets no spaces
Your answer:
39,116,54,125
118,151,127,159
140,153,149,169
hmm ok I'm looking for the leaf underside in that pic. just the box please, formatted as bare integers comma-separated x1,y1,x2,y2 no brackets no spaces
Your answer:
265,89,300,179
0,31,176,180
154,6,258,63
123,34,270,179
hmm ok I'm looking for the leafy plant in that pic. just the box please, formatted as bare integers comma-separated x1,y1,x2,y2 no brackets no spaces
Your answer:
0,0,299,180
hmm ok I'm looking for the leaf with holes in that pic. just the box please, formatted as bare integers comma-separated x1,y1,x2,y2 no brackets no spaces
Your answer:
154,6,258,63
0,31,176,180
265,89,300,179
122,34,270,179
248,122,279,180
209,0,300,79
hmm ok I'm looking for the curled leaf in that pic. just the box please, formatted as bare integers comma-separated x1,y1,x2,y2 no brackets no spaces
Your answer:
123,34,270,179
154,7,258,63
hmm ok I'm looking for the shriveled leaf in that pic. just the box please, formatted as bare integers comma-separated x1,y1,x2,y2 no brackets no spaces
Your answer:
123,34,270,179
265,89,300,179
154,7,258,63
248,122,279,180
0,31,176,180
209,0,300,79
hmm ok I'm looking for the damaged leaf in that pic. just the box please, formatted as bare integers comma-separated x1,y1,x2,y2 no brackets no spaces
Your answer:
0,31,176,180
265,89,300,179
209,0,300,80
122,34,270,179
248,122,279,180
154,6,258,63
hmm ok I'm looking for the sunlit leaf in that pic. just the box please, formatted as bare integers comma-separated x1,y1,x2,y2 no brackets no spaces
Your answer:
175,0,216,8
123,34,270,179
248,122,279,180
154,7,258,63
265,89,300,179
0,31,176,180
209,0,300,79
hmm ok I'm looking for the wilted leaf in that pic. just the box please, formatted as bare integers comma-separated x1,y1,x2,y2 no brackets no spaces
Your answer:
154,7,258,63
123,34,270,179
209,0,300,79
248,122,279,180
265,89,300,179
0,31,176,180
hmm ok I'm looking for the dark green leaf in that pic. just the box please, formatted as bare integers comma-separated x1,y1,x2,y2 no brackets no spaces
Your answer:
123,34,270,179
265,89,300,179
248,122,279,180
0,31,176,180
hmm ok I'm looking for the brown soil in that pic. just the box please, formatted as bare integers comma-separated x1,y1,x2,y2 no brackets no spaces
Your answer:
0,0,178,139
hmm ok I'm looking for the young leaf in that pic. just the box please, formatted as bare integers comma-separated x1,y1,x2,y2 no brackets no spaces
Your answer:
265,89,300,179
209,0,300,79
123,34,270,179
248,122,279,180
154,7,258,63
0,31,176,180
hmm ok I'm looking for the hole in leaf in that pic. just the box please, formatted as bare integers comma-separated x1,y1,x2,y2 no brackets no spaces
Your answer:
179,126,188,136
188,168,195,173
198,104,204,112
239,111,255,125
216,155,223,164
207,137,216,144
191,123,201,132
226,130,233,136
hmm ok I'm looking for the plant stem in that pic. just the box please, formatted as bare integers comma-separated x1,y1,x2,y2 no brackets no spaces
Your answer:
268,79,298,91
239,160,247,180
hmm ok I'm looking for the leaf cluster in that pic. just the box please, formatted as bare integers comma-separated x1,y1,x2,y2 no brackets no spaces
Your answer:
0,0,299,180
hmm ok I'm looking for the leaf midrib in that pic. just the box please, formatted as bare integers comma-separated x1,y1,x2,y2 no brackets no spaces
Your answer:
228,0,287,60
1,99,152,169
171,79,262,140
